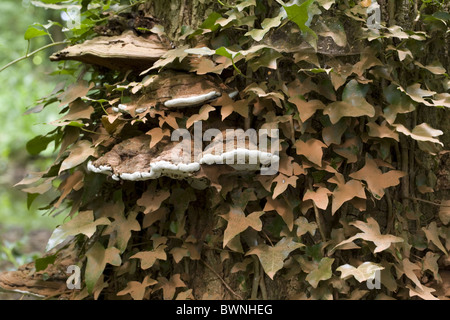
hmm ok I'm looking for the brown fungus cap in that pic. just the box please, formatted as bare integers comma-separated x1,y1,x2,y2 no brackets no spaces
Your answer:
50,31,168,71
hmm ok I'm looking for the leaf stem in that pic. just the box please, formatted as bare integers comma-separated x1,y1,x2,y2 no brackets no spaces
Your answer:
0,41,67,73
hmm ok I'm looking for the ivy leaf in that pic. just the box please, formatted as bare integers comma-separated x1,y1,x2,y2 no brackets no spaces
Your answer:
334,218,403,253
131,245,167,270
47,210,110,251
103,202,141,253
324,80,375,124
221,206,263,248
117,276,157,300
246,237,304,279
186,105,215,128
288,97,325,122
155,274,186,300
295,138,327,167
283,0,318,49
439,200,450,225
85,242,121,294
394,123,443,146
407,284,439,300
305,257,334,288
422,222,447,254
245,12,283,41
146,127,170,148
263,197,294,231
328,173,367,214
337,262,384,282
137,186,170,215
303,187,330,210
295,217,317,237
59,140,95,174
349,157,406,199
272,173,298,199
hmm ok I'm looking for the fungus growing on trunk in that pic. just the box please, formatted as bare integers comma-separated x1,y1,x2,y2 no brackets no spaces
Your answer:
124,71,235,111
50,31,168,71
88,135,200,181
200,129,280,173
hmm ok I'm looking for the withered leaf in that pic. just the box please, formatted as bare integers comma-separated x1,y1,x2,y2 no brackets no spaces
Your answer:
337,262,384,282
439,200,450,225
295,138,327,167
186,105,216,128
288,97,325,122
328,173,366,215
85,242,121,294
137,187,170,215
47,210,110,251
146,127,170,148
349,157,406,199
131,245,167,270
422,222,447,254
221,206,263,248
117,276,157,300
246,237,304,279
272,173,298,199
263,197,294,231
59,80,94,106
59,140,95,174
303,187,330,210
334,218,403,253
54,171,84,208
155,274,186,300
323,80,375,124
103,202,141,253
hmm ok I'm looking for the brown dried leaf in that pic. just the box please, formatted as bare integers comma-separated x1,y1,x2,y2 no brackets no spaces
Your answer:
131,245,167,270
54,171,84,208
295,138,327,167
349,157,406,199
303,187,330,210
272,173,298,199
137,187,170,215
422,222,447,254
328,173,366,214
264,197,294,231
439,200,450,225
334,218,403,253
221,206,263,248
288,97,325,122
59,80,94,106
246,237,304,279
366,122,399,141
117,276,157,300
59,140,95,174
155,274,186,300
295,216,317,237
85,242,121,293
186,105,216,128
146,127,170,148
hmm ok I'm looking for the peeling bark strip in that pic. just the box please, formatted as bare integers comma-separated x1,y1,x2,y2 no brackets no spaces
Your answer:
50,30,168,71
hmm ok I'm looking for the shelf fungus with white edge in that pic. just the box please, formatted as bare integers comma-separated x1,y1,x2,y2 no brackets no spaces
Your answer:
0,245,78,299
200,129,280,173
49,30,169,71
123,71,236,111
87,135,200,181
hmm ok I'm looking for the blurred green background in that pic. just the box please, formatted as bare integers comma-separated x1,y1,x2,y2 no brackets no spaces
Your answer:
0,0,66,269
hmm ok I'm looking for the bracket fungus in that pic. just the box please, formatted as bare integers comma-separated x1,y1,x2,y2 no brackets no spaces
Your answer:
88,135,200,181
200,129,280,173
50,31,168,71
122,71,235,111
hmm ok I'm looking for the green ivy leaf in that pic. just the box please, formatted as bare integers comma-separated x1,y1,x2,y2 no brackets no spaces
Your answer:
305,257,334,288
